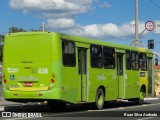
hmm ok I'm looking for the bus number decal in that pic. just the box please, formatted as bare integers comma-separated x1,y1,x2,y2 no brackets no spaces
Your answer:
38,68,48,74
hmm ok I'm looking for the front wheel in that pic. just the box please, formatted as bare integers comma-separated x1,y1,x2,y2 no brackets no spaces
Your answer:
135,89,145,105
95,89,105,110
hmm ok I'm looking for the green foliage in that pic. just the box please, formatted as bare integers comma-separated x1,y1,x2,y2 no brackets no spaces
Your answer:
9,26,26,33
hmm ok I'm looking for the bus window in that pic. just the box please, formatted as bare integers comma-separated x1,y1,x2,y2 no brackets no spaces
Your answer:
126,50,131,70
62,40,76,67
131,52,139,70
90,45,102,68
155,54,158,66
139,53,147,71
155,59,158,66
103,47,115,69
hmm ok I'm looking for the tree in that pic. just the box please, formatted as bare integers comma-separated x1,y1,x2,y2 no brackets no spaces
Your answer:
0,26,27,63
9,26,26,33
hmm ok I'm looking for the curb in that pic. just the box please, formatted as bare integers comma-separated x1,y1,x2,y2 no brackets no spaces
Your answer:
144,97,159,100
0,106,4,111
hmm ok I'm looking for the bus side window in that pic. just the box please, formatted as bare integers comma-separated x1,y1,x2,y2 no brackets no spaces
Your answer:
103,47,115,69
90,45,102,68
155,54,158,66
131,51,139,70
139,53,147,71
126,50,131,70
155,59,158,66
62,40,76,67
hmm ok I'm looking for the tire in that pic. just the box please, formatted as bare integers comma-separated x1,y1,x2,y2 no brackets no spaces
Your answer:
135,89,145,105
95,88,105,110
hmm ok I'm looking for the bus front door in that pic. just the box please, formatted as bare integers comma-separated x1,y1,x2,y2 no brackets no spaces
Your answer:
117,54,125,99
148,57,154,96
78,48,87,102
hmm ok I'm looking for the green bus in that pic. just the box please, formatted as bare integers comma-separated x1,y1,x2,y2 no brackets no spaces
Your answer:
2,32,155,109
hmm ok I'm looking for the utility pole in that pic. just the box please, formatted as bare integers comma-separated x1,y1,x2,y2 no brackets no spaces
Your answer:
42,21,45,31
135,0,139,47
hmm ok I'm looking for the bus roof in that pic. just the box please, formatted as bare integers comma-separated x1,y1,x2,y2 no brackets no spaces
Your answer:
5,32,152,54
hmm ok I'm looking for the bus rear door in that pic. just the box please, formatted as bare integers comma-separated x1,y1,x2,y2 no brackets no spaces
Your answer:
116,49,126,99
148,57,154,96
78,48,88,102
116,53,125,99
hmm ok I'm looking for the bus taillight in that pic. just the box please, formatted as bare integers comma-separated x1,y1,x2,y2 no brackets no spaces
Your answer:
51,79,55,83
49,79,55,90
4,79,7,83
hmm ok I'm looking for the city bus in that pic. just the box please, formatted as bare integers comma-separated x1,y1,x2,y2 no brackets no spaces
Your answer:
2,32,155,110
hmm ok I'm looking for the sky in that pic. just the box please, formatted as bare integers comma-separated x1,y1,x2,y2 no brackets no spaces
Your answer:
1,0,160,54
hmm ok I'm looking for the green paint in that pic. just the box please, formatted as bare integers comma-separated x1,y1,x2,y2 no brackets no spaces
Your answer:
2,32,154,106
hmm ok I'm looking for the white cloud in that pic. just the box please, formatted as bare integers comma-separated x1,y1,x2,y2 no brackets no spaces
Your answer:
8,0,148,40
9,0,93,18
47,18,76,30
53,20,147,40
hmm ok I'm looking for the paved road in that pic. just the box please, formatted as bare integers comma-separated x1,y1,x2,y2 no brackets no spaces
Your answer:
0,97,160,120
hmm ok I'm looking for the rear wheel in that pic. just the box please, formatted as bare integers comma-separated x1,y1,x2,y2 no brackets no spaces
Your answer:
95,89,105,110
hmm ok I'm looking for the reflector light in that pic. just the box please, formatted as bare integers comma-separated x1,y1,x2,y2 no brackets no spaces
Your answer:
4,79,7,83
51,79,55,83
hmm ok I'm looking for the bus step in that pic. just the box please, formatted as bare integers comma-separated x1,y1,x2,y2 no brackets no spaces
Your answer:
116,99,123,101
77,101,87,104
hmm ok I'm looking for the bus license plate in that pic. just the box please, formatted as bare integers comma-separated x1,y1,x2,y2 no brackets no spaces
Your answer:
24,82,33,87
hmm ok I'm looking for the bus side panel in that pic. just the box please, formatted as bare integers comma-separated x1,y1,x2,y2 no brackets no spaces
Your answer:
105,69,118,101
60,39,78,104
50,34,63,100
139,71,148,96
61,67,78,103
125,70,139,99
87,68,118,102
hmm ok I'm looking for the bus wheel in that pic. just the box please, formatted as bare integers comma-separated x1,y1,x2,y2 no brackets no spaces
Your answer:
95,88,105,110
135,89,144,105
